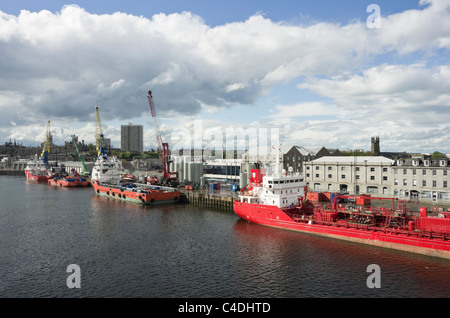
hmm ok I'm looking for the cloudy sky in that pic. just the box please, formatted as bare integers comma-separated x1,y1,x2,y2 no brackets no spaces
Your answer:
0,0,449,154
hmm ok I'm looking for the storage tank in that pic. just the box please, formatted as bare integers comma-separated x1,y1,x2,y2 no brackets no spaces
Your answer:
239,171,248,189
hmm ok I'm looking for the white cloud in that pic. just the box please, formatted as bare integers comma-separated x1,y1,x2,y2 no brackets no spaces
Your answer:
0,1,449,152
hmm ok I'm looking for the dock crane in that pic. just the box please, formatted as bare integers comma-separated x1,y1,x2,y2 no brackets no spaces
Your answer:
41,120,51,168
95,106,107,158
71,135,89,176
147,90,178,186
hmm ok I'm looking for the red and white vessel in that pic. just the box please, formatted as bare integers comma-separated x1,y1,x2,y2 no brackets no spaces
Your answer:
91,155,181,205
25,120,52,181
24,159,50,181
48,168,90,187
234,168,450,260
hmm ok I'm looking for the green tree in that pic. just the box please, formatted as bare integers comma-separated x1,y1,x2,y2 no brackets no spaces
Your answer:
431,151,447,159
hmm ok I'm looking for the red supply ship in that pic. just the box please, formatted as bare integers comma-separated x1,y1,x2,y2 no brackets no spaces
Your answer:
25,160,51,181
25,120,52,182
234,168,450,260
92,181,181,205
90,154,181,205
48,168,90,187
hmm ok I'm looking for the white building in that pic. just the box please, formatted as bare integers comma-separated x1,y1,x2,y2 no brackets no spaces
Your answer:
304,156,394,196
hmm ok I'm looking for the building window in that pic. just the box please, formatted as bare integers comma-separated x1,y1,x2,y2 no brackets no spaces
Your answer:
367,186,378,195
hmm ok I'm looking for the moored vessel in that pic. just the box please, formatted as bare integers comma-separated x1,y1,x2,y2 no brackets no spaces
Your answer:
92,181,181,205
234,168,450,260
90,105,181,205
25,159,50,181
25,120,52,181
48,168,90,187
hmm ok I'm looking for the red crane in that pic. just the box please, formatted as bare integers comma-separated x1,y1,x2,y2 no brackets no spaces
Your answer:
147,90,178,186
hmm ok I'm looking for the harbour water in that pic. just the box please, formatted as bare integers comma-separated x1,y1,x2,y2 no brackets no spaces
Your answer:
1,175,449,299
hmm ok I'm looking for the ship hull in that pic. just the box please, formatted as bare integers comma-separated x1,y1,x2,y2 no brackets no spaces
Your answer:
92,181,181,205
25,170,50,181
234,201,450,260
48,178,90,187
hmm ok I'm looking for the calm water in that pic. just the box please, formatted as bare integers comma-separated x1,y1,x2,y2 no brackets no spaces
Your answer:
1,175,449,298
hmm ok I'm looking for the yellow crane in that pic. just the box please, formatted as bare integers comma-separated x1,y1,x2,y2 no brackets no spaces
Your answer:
41,120,51,168
95,106,107,158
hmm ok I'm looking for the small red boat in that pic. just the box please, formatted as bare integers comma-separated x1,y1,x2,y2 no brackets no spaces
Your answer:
48,169,90,187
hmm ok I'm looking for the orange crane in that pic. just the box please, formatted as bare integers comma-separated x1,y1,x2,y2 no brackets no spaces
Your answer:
147,90,178,186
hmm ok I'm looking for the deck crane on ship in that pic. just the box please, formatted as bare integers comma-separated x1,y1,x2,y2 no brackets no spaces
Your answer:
71,135,89,176
41,120,51,169
95,106,108,159
147,90,178,186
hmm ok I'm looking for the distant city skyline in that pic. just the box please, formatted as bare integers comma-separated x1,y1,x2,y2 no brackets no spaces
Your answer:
0,1,449,153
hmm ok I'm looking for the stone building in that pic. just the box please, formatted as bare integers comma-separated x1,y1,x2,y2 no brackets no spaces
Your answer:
283,146,339,174
392,156,450,203
304,155,450,205
304,156,394,195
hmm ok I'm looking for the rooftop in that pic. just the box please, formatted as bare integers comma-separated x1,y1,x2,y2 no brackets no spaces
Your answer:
311,156,395,164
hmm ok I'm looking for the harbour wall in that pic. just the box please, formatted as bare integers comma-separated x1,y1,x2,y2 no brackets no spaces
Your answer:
182,190,236,212
0,170,24,176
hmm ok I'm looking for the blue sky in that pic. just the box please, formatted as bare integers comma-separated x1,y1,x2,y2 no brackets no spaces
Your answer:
1,0,449,154
0,0,413,24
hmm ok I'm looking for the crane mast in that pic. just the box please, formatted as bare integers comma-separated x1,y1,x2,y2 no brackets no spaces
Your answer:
41,120,51,168
72,135,88,176
95,106,107,158
147,90,178,185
